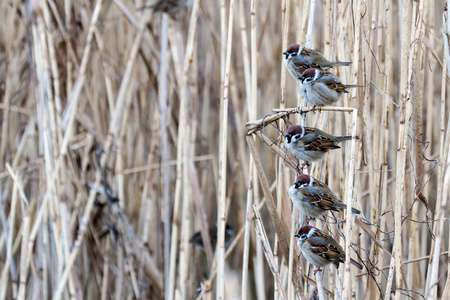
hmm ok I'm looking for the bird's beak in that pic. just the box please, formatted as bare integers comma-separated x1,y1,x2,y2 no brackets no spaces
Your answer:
294,233,300,238
283,51,288,55
298,75,304,81
284,133,291,143
294,182,300,189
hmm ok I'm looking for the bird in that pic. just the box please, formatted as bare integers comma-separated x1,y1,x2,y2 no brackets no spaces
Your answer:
148,0,189,16
295,225,363,274
284,125,354,165
189,224,234,251
283,44,351,80
298,68,362,106
288,174,361,220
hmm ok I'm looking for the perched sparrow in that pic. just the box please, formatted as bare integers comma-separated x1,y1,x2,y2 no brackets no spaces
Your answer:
189,224,234,251
295,226,363,274
298,68,362,106
283,44,351,80
288,174,360,220
149,0,189,16
284,125,354,163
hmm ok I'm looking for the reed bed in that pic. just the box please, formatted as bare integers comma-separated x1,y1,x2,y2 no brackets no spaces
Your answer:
0,0,449,299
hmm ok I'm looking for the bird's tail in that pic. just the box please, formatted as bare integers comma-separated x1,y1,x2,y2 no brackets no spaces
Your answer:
344,84,364,89
351,207,361,215
331,61,352,67
335,135,359,142
350,258,363,270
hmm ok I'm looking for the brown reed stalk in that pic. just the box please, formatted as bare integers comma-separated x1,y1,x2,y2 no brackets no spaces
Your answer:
391,1,413,299
246,135,304,298
427,7,450,298
241,0,258,298
217,0,235,298
252,204,287,300
2,0,450,299
168,1,201,299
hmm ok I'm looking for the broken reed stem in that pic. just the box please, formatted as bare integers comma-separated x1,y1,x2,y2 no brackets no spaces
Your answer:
252,204,287,300
245,106,356,136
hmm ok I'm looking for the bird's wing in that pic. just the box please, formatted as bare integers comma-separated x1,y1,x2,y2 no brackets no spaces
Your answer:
302,191,340,212
309,236,345,263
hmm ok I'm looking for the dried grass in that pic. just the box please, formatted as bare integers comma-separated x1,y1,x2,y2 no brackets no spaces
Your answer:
0,0,449,299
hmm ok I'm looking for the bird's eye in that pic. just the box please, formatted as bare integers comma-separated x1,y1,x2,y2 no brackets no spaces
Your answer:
301,183,309,187
294,182,300,189
304,77,313,83
291,52,297,56
294,133,302,139
300,234,307,240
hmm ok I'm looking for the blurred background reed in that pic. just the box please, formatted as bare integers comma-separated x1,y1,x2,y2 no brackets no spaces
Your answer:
0,0,449,299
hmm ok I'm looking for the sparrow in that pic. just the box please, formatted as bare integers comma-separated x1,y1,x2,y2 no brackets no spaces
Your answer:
284,125,354,163
189,224,234,251
295,225,363,274
298,68,362,106
148,0,189,16
288,174,361,220
283,44,351,80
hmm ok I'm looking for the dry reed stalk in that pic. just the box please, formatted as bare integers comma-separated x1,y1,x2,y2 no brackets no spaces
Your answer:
241,0,258,298
190,160,214,267
443,7,450,297
22,1,101,295
195,207,265,300
390,1,413,299
178,126,191,298
380,0,393,297
427,121,450,298
409,0,426,292
121,155,214,174
247,135,305,298
287,211,298,300
252,204,287,300
278,1,290,296
1,0,449,298
425,7,448,297
315,267,325,300
239,0,251,106
17,217,29,300
54,1,156,296
241,158,253,300
217,0,235,298
427,9,450,298
167,0,200,299
280,0,290,106
341,109,358,300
